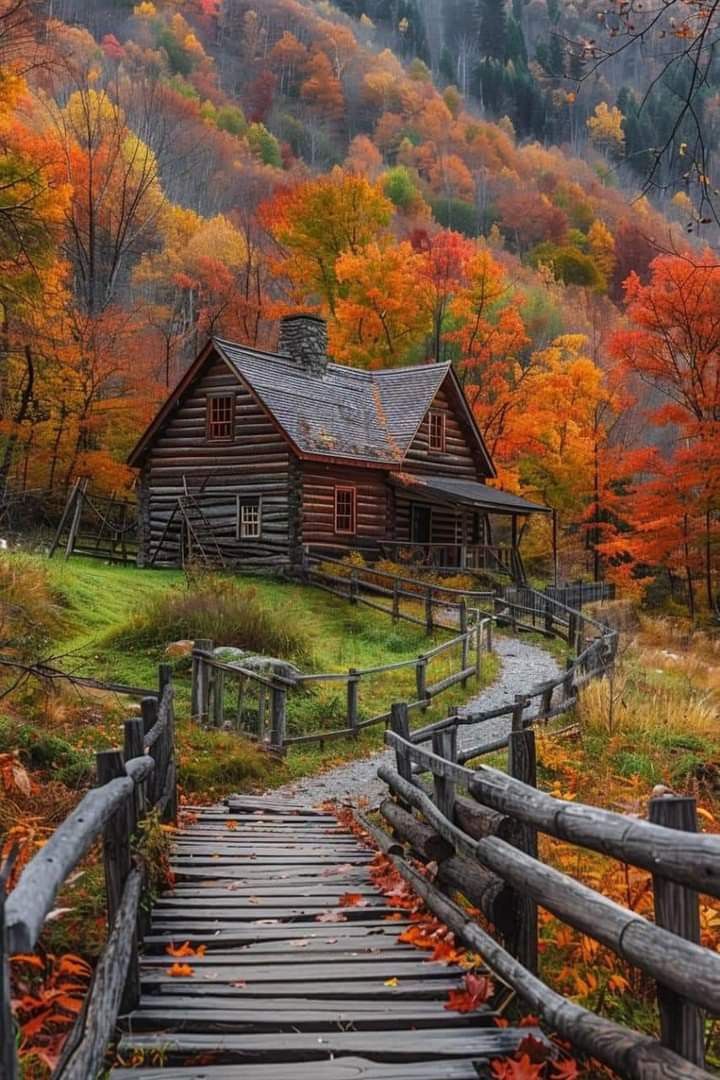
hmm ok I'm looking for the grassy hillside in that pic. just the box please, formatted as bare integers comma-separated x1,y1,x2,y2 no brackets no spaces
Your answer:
0,555,498,800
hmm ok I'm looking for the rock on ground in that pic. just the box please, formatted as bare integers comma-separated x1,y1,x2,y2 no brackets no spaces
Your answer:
267,636,560,809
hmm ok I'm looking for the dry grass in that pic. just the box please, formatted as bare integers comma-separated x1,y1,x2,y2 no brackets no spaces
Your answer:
109,574,310,663
0,552,69,660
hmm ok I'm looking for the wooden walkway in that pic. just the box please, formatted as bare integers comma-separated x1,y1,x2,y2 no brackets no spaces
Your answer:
110,795,540,1078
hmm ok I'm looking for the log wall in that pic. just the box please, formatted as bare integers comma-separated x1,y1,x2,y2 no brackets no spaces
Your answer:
139,355,292,565
404,386,488,481
300,462,390,554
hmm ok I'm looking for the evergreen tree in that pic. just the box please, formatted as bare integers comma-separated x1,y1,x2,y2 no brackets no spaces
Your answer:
477,0,507,62
505,15,527,66
440,45,456,83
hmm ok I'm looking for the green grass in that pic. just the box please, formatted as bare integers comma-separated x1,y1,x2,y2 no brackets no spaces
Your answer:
2,555,501,799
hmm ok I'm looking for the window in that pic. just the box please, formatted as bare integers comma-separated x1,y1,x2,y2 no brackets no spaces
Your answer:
237,497,261,539
207,395,235,441
428,410,446,452
334,486,356,535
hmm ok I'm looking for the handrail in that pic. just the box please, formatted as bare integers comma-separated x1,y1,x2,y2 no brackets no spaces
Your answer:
377,709,716,1075
190,614,493,750
0,666,178,1080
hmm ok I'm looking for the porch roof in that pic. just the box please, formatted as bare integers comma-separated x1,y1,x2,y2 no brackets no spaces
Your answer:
389,473,552,516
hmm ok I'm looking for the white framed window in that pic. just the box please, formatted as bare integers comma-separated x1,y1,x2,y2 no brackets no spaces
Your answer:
237,497,262,539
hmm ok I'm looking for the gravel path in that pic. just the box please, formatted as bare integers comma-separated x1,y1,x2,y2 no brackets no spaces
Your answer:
268,636,560,808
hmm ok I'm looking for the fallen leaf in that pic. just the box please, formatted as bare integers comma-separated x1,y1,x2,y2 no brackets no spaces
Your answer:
44,907,74,923
445,973,494,1013
229,980,248,989
168,963,193,977
338,892,369,908
315,910,348,923
384,977,399,987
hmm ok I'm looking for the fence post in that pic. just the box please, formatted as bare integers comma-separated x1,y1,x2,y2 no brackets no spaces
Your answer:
416,655,428,710
212,667,225,728
141,697,159,804
194,639,213,724
562,657,575,703
507,725,538,974
0,854,18,1080
392,579,400,622
95,749,139,1012
349,568,359,605
544,598,553,637
511,694,527,732
567,612,578,650
648,796,705,1067
347,669,360,736
431,727,457,820
486,618,493,653
270,683,287,751
459,601,469,684
159,665,176,824
475,615,483,678
389,702,413,803
425,587,434,634
124,717,146,826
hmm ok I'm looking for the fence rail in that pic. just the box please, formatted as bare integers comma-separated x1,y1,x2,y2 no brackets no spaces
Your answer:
376,708,715,1079
0,665,177,1080
190,611,493,751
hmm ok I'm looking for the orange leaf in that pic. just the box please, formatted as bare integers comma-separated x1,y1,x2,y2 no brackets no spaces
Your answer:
168,963,194,977
338,892,369,908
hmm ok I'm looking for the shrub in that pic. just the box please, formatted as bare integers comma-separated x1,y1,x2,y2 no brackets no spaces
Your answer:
0,552,68,659
111,575,310,662
0,719,93,787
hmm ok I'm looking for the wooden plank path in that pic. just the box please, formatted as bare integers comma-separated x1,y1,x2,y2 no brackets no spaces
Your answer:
111,795,543,1078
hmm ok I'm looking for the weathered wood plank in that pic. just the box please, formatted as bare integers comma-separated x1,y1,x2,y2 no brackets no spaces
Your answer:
55,868,142,1080
108,1054,498,1078
115,1027,545,1063
5,775,134,952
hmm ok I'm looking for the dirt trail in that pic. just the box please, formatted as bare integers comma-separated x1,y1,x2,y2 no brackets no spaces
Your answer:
268,637,560,807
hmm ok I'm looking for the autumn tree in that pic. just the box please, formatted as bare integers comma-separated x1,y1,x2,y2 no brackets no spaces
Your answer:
330,240,432,368
260,170,393,314
449,246,528,456
50,81,164,317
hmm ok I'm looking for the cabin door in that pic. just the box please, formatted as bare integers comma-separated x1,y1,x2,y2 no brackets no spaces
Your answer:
410,503,432,545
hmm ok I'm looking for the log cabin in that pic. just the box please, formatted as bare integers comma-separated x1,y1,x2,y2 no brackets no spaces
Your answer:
128,314,550,579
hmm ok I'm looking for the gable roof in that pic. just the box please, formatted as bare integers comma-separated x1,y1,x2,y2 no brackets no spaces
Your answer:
128,336,495,474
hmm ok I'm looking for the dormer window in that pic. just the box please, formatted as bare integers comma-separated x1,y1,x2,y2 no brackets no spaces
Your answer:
207,394,235,442
429,410,446,452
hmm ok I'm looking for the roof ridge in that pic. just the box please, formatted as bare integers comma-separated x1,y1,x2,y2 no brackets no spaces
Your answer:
214,336,450,381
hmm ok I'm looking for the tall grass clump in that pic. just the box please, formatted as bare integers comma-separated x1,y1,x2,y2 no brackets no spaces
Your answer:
0,552,68,659
111,574,310,662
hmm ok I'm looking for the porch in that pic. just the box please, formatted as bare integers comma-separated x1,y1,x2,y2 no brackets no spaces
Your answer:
386,473,552,583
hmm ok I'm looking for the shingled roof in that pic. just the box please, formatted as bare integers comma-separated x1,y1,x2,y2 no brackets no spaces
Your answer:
214,338,456,465
128,333,495,474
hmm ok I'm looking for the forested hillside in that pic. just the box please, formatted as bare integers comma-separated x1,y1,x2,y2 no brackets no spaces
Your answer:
1,0,719,610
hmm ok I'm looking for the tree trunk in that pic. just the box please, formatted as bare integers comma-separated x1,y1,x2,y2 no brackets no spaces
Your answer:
0,346,35,496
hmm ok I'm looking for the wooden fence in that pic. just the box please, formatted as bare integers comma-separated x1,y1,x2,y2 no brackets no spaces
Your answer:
375,711,718,1079
0,666,177,1080
302,552,495,633
190,612,493,751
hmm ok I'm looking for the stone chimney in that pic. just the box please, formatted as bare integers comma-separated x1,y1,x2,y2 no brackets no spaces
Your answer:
278,314,328,376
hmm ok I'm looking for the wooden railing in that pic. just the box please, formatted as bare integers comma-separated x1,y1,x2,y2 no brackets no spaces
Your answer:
374,713,718,1078
372,539,522,578
0,666,177,1080
302,552,495,632
190,613,493,751
402,586,618,763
